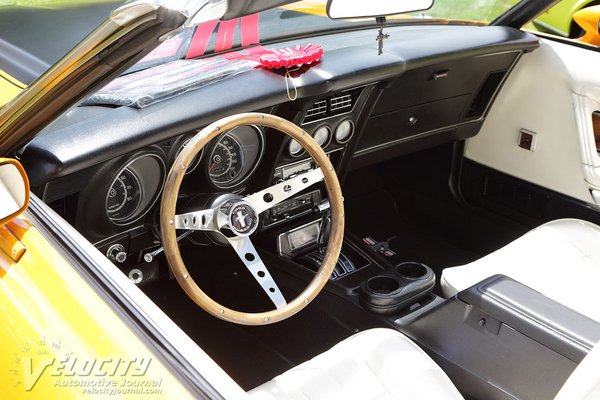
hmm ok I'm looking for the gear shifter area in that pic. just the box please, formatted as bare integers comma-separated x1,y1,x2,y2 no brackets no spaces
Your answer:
299,251,356,280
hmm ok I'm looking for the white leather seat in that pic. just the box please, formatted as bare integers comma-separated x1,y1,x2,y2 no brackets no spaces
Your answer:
248,328,463,400
248,327,600,400
441,219,600,322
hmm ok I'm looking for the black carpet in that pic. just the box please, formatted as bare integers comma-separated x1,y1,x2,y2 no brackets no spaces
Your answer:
143,247,383,390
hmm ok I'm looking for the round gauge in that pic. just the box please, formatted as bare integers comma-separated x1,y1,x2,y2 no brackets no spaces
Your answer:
105,154,165,226
313,126,331,147
335,120,354,143
208,135,245,186
106,168,142,222
177,139,203,175
289,139,304,157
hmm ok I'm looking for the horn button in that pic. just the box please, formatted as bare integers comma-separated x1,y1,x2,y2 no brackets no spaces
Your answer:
217,200,259,236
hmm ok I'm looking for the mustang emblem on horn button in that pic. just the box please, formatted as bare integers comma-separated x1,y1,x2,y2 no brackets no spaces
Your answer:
229,203,258,235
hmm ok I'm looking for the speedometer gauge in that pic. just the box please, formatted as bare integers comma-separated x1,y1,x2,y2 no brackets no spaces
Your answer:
206,126,264,189
208,135,244,186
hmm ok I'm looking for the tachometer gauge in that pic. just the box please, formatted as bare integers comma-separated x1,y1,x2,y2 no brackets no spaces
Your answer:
208,135,244,186
313,126,331,147
106,168,142,222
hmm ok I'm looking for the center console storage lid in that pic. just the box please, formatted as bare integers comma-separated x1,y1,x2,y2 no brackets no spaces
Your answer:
458,275,600,362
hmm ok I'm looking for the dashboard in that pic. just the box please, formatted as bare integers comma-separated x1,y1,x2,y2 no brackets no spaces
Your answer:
19,24,540,281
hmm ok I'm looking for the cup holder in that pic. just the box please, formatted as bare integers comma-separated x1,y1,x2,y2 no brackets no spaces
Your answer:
359,274,404,314
366,275,402,295
395,262,430,280
359,262,435,315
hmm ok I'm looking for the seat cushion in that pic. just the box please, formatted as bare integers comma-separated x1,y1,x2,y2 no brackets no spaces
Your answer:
441,219,600,322
248,328,463,400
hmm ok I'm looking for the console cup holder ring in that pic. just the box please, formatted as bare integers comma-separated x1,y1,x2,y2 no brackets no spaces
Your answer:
394,261,432,280
359,274,405,314
359,262,436,315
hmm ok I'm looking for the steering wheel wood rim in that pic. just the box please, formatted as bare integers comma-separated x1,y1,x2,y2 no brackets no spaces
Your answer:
160,113,344,325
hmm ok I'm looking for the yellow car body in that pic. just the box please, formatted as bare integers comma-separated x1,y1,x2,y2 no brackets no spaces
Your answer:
0,160,192,398
0,69,25,108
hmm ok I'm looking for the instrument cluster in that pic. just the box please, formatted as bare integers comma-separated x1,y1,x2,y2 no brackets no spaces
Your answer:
93,125,265,237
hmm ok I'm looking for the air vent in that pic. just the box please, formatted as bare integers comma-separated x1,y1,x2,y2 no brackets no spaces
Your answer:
303,88,362,123
464,70,507,120
330,93,353,112
305,100,327,121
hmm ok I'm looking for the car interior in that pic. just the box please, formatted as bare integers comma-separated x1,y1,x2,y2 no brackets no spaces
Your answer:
9,3,600,398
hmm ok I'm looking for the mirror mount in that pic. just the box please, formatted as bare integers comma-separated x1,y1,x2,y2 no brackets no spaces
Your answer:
376,16,390,55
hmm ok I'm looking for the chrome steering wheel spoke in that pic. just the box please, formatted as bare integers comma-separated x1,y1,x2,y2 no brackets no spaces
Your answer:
174,209,216,231
244,167,324,214
226,236,287,309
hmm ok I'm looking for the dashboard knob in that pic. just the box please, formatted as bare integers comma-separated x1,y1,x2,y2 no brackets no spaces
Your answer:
128,268,144,284
107,244,127,263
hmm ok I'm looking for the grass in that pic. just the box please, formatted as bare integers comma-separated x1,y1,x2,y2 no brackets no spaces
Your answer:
423,0,522,22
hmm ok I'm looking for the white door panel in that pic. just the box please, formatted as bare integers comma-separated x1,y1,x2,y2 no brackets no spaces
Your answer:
465,39,600,204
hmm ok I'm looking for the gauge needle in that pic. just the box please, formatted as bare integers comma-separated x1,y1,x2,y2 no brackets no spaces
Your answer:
209,162,216,172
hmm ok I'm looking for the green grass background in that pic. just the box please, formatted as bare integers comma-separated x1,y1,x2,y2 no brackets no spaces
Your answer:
424,0,522,22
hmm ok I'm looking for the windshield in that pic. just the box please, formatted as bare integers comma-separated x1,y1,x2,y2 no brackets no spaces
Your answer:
129,0,523,69
0,0,523,107
0,0,522,67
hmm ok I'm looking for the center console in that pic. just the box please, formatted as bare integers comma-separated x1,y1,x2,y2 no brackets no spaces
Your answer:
272,206,438,316
402,275,600,400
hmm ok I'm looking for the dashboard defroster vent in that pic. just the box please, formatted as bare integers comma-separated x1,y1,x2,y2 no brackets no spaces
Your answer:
303,88,362,124
330,93,353,112
304,100,327,121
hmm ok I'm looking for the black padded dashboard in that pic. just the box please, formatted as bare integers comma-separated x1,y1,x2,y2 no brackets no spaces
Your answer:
22,24,539,187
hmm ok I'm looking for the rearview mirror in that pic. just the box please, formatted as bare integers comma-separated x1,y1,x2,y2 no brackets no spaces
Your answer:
327,0,433,19
0,159,29,227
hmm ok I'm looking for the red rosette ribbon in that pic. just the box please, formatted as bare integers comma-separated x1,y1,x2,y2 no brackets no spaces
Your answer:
259,44,324,69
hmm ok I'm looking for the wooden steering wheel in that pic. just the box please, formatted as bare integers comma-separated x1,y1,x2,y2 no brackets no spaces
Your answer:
160,113,344,325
